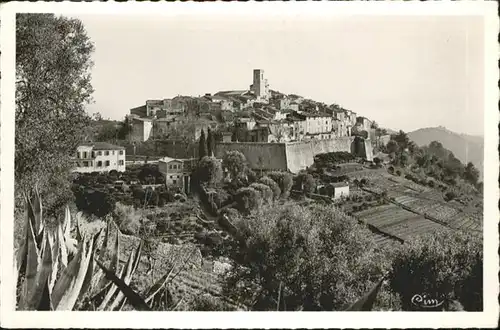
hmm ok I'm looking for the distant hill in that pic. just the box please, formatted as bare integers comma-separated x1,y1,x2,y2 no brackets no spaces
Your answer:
408,126,484,179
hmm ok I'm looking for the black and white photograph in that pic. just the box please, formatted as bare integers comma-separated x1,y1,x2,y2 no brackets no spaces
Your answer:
0,1,498,328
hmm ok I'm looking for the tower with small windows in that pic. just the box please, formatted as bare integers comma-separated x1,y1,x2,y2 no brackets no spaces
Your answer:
250,69,270,100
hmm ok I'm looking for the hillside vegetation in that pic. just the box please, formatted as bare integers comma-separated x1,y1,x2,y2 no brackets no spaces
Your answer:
408,126,483,179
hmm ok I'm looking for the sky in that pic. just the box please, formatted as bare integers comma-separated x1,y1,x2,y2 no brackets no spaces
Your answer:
72,14,485,136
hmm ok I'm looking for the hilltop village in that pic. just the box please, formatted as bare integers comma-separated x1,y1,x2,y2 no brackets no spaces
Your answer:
15,14,486,314
106,70,382,171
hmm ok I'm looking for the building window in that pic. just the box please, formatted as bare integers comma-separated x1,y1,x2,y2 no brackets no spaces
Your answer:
105,151,109,156
97,151,102,156
119,150,124,155
169,165,173,170
83,161,89,167
119,160,124,166
112,151,115,155
170,176,173,179
97,161,102,167
172,180,177,184
83,151,88,158
105,160,110,166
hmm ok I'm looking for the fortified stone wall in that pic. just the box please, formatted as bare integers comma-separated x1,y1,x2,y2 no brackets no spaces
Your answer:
215,142,288,171
215,137,372,174
285,137,355,173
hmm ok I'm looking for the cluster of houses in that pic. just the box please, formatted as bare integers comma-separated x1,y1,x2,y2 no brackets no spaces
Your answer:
72,142,195,193
126,69,383,144
72,69,391,197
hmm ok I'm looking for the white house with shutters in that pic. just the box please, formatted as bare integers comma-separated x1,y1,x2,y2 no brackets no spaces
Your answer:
72,142,126,173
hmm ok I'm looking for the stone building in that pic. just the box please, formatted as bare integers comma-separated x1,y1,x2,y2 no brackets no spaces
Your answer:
72,142,126,173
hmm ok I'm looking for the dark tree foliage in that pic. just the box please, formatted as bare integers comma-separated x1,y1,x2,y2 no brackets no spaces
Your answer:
388,230,482,311
234,187,261,214
293,173,317,194
207,127,215,157
117,115,133,140
194,156,223,188
16,14,94,215
73,186,116,218
222,150,248,182
258,176,281,200
223,204,393,311
463,162,480,186
198,129,207,159
267,171,293,199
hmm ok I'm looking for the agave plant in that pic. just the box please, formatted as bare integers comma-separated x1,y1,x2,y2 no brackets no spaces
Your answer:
15,186,96,310
15,186,190,311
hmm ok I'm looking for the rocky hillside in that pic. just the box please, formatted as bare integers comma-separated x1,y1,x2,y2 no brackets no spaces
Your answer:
408,126,483,179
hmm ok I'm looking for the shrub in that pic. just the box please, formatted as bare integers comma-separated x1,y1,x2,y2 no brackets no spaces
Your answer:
258,176,281,201
222,151,248,181
195,156,223,187
234,187,261,214
267,171,293,199
293,173,316,194
73,186,116,218
249,183,274,205
224,204,393,311
388,230,482,311
444,191,457,201
114,202,143,235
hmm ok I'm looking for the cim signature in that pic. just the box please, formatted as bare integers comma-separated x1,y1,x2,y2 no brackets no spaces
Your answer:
411,293,444,309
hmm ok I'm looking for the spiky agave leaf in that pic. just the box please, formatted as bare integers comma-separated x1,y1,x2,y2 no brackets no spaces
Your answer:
37,278,53,311
77,230,102,304
31,184,44,237
18,212,43,310
109,221,120,273
51,236,94,311
63,205,72,239
95,221,120,293
26,236,53,310
46,226,60,294
144,265,176,304
56,218,69,269
75,211,84,242
95,257,151,311
97,263,126,310
107,241,143,310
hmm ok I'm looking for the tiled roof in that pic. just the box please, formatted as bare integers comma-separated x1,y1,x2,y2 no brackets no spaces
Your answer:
215,90,249,96
81,142,125,150
158,156,184,163
303,112,331,118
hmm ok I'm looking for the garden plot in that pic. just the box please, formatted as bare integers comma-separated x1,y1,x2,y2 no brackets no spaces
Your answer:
354,201,455,242
355,204,420,229
451,212,482,232
372,234,402,247
381,217,450,241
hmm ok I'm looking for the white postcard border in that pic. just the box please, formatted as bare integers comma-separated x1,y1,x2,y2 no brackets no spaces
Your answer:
1,1,498,328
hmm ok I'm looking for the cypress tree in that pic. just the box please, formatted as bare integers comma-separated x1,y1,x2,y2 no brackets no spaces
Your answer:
207,127,214,157
199,129,207,159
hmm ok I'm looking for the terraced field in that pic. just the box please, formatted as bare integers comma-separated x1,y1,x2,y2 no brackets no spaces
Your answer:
357,172,483,237
450,212,483,233
354,204,448,242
